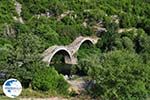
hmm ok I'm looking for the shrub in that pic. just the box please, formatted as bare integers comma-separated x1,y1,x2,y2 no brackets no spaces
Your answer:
113,38,123,50
89,50,150,100
73,46,100,75
122,36,134,52
0,0,16,23
32,64,69,95
119,14,136,28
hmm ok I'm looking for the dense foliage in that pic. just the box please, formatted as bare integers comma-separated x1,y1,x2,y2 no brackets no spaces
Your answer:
89,50,150,100
32,65,69,94
0,0,149,99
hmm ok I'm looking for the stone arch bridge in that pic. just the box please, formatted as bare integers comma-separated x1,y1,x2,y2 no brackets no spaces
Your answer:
42,36,99,64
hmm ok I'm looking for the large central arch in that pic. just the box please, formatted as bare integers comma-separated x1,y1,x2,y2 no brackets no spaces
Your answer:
50,50,71,64
42,46,76,64
48,48,71,64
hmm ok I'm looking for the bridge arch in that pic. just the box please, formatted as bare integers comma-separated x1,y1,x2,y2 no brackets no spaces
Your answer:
67,36,98,54
42,46,76,64
49,48,72,64
77,38,95,50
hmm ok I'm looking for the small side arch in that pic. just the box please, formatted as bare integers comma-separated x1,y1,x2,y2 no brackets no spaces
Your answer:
68,37,98,54
77,38,95,50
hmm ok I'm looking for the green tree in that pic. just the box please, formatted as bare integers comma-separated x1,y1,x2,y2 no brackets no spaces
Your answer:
89,50,150,100
32,63,69,94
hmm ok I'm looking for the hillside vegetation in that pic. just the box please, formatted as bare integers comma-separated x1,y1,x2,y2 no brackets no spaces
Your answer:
0,0,150,99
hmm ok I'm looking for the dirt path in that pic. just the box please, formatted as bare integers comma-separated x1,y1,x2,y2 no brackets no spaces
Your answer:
20,97,67,100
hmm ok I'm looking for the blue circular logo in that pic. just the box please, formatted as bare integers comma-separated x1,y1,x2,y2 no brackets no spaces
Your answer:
3,78,22,98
